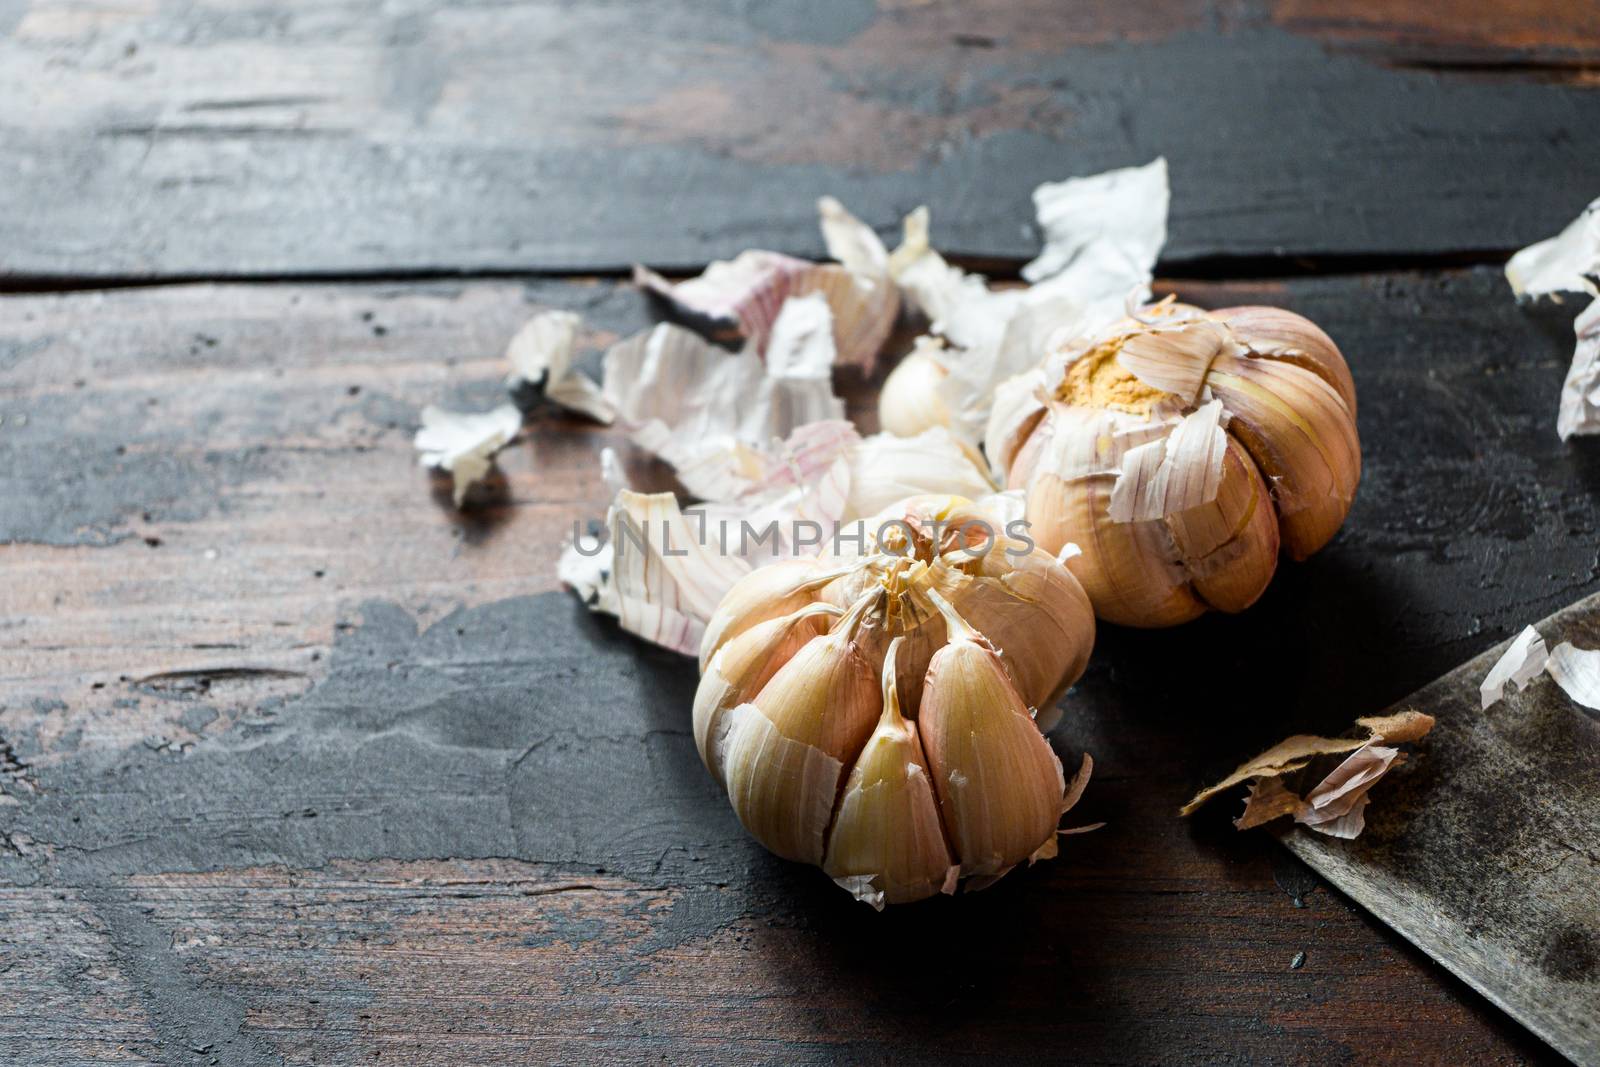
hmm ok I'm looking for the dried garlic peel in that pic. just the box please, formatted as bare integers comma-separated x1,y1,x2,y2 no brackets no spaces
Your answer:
879,159,1169,445
1503,197,1600,438
694,494,1097,905
1479,625,1549,709
1181,710,1435,841
634,198,899,372
413,403,524,507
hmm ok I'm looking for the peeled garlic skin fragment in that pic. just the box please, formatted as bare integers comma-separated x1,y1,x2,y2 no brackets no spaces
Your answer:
1205,352,1360,559
918,640,1066,879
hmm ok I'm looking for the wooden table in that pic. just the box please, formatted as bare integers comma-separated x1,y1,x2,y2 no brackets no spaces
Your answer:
2,3,1597,1063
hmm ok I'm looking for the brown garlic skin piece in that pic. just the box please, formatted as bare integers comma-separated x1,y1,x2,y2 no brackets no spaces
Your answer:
993,304,1359,629
693,495,1096,907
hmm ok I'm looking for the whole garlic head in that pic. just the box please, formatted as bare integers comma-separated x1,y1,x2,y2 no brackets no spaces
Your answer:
989,303,1359,629
694,494,1096,908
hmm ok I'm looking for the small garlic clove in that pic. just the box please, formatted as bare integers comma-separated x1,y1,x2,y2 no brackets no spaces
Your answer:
878,339,953,438
1168,435,1280,613
693,603,843,787
917,592,1067,881
822,638,957,908
721,593,884,864
1204,351,1360,559
698,557,833,671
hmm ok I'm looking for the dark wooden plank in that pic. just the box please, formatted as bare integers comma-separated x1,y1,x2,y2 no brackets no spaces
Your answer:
0,269,1586,1063
1284,592,1600,1065
1,0,1597,280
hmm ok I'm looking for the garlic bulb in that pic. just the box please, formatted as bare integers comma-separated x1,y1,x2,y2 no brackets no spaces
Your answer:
878,337,952,437
990,304,1359,628
696,494,1096,907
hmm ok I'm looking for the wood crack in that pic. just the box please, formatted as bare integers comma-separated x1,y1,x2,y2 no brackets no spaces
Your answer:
0,247,1522,296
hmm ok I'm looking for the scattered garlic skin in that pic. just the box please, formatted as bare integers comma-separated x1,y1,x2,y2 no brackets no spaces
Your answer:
998,304,1359,628
694,494,1096,905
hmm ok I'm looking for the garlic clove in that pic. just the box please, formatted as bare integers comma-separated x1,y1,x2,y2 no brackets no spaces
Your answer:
1168,435,1280,613
698,557,833,671
1204,351,1360,559
694,602,843,787
951,544,1096,713
985,368,1051,481
878,338,953,438
721,703,845,866
916,592,1067,880
1024,467,1206,629
1212,306,1356,417
721,593,885,864
822,637,957,908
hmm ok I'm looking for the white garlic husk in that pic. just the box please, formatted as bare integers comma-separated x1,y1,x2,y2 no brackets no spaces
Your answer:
693,493,1096,906
843,426,996,520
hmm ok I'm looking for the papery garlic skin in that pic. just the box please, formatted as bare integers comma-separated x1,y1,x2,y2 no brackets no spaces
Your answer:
844,427,996,521
999,306,1359,628
693,494,1096,905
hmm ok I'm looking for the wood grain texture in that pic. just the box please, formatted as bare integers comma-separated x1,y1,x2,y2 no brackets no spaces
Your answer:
1285,594,1600,1066
0,270,1588,1063
1,0,1597,280
1269,0,1600,69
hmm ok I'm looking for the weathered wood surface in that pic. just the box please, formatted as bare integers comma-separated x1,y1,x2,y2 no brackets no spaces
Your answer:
0,269,1589,1063
2,0,1598,280
1285,591,1600,1066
